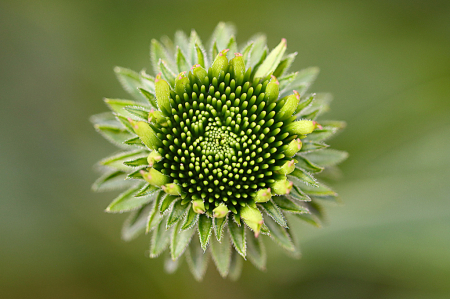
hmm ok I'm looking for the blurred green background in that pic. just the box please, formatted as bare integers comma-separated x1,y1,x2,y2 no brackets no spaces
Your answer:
1,0,449,298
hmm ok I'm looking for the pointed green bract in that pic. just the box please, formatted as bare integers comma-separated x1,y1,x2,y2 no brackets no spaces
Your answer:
146,191,164,233
151,39,175,75
304,149,349,167
167,199,190,227
121,204,153,241
260,199,287,227
92,23,346,279
114,67,149,103
254,38,287,79
198,214,212,251
181,206,198,231
246,229,266,270
186,238,209,281
273,52,298,77
228,250,244,281
213,215,228,241
210,232,231,277
228,220,246,258
150,214,171,257
159,194,178,214
265,215,295,252
272,196,309,214
171,221,196,260
176,47,190,73
106,183,156,213
289,167,318,187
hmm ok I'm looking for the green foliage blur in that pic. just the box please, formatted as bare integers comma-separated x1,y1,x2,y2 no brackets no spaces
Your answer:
1,0,449,298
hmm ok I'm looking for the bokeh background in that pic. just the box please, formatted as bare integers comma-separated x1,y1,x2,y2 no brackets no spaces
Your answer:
1,0,450,298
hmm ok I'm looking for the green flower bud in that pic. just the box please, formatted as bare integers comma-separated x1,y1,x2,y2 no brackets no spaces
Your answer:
155,73,171,115
213,203,229,218
285,120,316,136
276,92,300,121
93,23,347,280
240,205,263,237
276,159,296,175
147,150,162,167
211,49,229,79
254,188,272,203
265,75,280,103
174,72,189,96
148,109,168,127
140,168,170,187
284,138,302,157
271,178,293,195
229,53,245,84
162,183,182,195
128,118,161,150
192,199,205,214
192,64,208,86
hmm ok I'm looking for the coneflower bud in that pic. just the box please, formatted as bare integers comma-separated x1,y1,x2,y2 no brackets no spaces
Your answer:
162,183,183,195
265,75,279,103
229,53,245,84
276,92,300,121
276,159,296,175
155,73,171,115
254,188,272,203
147,150,162,167
285,120,316,135
271,178,293,195
174,72,189,96
240,205,263,237
284,138,302,157
128,118,161,150
211,49,229,78
92,23,347,280
213,203,229,218
191,64,208,86
148,109,167,126
192,199,205,214
140,168,170,187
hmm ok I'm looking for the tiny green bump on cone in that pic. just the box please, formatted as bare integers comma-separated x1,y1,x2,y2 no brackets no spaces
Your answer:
192,199,206,214
147,150,162,167
240,205,263,237
162,183,183,195
254,188,272,203
271,178,293,195
148,109,167,127
265,75,279,103
229,53,245,84
92,22,347,280
128,118,161,150
285,120,316,135
174,72,189,95
140,168,170,187
192,64,208,86
284,138,302,157
276,93,300,121
276,159,296,175
213,203,229,218
155,73,172,115
211,49,229,78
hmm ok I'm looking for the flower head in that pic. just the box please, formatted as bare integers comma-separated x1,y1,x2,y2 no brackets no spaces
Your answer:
92,22,347,280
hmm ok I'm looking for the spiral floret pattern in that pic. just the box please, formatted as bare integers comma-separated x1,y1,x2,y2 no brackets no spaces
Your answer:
92,22,347,280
